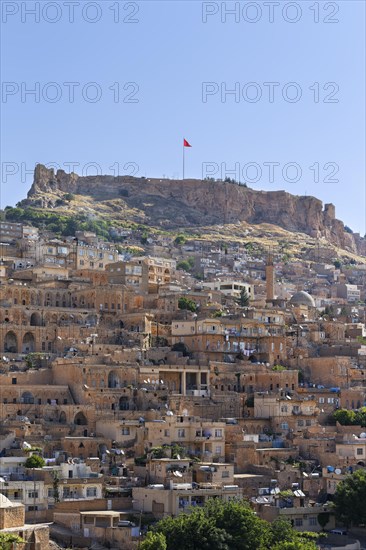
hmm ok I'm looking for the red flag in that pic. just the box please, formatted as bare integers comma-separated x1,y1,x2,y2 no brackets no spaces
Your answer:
183,139,192,147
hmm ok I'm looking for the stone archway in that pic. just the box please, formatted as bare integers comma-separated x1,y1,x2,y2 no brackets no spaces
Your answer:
108,371,120,388
74,412,88,425
21,391,35,404
30,312,43,326
119,396,130,411
22,332,35,353
4,331,18,353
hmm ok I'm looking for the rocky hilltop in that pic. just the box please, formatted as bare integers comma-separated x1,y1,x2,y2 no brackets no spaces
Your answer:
22,164,365,256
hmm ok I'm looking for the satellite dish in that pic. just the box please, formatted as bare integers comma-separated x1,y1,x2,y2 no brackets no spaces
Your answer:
176,454,181,460
175,471,183,477
166,410,173,416
360,433,366,438
335,468,341,475
160,380,164,384
147,378,151,383
302,472,309,477
144,380,147,384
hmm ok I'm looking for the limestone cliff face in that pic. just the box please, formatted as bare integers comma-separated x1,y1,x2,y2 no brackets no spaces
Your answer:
25,164,365,255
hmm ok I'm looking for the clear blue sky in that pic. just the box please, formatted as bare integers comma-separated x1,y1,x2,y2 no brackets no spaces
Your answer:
1,0,365,234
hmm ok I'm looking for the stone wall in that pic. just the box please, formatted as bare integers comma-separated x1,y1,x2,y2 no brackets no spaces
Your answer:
0,502,24,529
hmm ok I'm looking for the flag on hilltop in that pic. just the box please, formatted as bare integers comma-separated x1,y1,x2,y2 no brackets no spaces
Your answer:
182,138,192,179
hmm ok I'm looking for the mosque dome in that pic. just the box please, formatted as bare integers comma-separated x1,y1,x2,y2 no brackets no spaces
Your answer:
289,291,315,308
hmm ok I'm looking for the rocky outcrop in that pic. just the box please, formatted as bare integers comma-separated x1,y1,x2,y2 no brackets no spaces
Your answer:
24,164,365,255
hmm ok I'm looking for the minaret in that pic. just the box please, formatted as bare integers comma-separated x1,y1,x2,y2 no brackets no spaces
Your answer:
266,251,275,302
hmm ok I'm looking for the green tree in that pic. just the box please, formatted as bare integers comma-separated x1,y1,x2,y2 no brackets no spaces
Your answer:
141,231,149,244
333,409,356,425
334,469,366,526
269,518,297,546
174,235,186,245
153,499,271,550
0,533,25,549
150,499,321,550
236,288,250,307
63,193,75,201
52,470,60,503
354,407,366,426
153,508,230,550
178,297,197,312
269,519,319,549
204,498,270,550
176,260,191,272
140,531,167,550
317,512,330,531
24,454,45,469
271,542,318,550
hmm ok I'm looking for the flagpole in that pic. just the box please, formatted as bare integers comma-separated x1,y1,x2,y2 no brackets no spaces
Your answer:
182,139,185,180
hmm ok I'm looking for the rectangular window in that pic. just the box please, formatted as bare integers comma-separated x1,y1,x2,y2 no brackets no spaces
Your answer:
295,518,303,527
86,487,97,497
215,446,222,455
84,516,95,524
215,429,223,437
309,517,317,526
177,429,185,438
121,427,130,436
222,471,230,478
28,491,38,499
357,448,364,455
319,397,325,404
